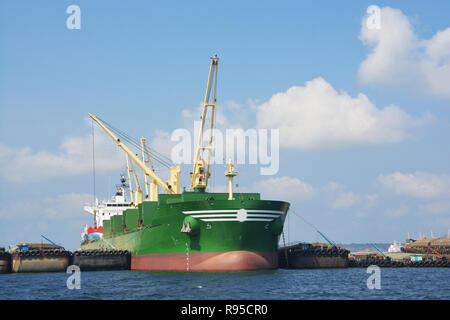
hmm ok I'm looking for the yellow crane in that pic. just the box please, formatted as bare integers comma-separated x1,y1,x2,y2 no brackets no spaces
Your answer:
140,137,160,201
125,154,134,203
126,153,143,205
89,113,180,202
190,54,219,190
90,55,218,198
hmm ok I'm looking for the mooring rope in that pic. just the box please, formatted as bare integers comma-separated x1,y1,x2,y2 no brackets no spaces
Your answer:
288,207,338,247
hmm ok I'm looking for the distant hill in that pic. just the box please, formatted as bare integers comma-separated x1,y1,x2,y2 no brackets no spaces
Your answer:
338,243,391,252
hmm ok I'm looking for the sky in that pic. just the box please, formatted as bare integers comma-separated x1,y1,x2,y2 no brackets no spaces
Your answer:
1,1,450,250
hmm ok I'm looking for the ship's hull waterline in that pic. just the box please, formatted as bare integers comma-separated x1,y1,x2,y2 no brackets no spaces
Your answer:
81,192,290,272
132,251,277,272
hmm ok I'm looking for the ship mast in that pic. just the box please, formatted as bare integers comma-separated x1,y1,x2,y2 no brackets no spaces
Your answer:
191,54,219,191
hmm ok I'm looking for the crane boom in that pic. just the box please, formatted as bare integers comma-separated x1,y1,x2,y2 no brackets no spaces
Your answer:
372,243,389,259
89,113,176,194
140,138,152,198
427,243,443,258
125,154,134,202
40,235,61,248
140,137,160,201
317,230,336,247
191,54,219,190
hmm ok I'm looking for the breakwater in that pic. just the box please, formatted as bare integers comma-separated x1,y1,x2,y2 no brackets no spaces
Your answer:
278,243,450,269
348,257,450,268
278,244,350,268
2,244,449,274
0,249,130,273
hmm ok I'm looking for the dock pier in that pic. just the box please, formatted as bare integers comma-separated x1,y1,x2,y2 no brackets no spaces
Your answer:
278,243,350,269
0,244,131,274
278,242,450,269
0,249,11,273
71,250,131,271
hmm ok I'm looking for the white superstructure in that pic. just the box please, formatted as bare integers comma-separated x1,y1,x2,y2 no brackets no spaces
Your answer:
388,240,403,253
83,175,134,227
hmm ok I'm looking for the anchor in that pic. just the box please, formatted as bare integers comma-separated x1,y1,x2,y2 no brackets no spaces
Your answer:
180,222,192,234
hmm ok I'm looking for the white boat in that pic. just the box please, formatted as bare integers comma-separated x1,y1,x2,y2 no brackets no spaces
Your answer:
387,240,403,253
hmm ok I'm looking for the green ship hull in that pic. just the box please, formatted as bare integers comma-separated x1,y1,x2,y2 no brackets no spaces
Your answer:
81,191,289,271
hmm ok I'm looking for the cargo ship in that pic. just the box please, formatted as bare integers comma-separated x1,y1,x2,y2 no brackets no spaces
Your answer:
81,55,290,271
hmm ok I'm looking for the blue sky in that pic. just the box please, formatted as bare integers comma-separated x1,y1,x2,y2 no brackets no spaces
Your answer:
1,1,450,250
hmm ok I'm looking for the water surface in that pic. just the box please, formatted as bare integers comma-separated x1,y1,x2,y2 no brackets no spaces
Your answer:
0,268,449,300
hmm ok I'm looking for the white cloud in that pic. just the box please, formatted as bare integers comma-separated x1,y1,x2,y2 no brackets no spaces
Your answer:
359,6,450,98
251,176,316,201
0,192,95,250
158,78,431,154
384,205,409,218
0,192,93,219
150,130,177,162
42,193,94,219
181,100,256,130
377,172,450,198
323,181,377,210
168,100,278,170
256,77,432,149
199,175,315,201
420,201,450,215
332,192,357,209
0,130,124,183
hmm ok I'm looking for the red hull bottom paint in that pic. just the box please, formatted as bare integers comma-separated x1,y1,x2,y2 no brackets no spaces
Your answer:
131,251,278,272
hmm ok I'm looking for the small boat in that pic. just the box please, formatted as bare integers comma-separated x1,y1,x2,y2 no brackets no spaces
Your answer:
388,240,403,253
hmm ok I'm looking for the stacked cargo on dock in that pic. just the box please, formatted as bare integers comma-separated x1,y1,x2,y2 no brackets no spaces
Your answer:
9,243,71,273
0,244,132,273
402,237,450,257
